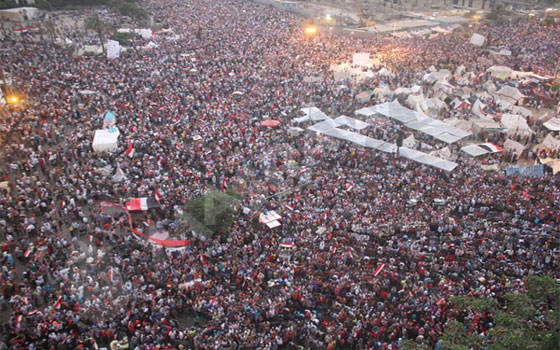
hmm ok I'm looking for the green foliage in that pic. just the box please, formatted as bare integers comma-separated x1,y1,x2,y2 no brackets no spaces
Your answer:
111,0,147,19
400,339,430,350
439,320,481,350
110,31,137,46
450,295,498,312
182,191,240,239
408,275,560,350
542,17,555,26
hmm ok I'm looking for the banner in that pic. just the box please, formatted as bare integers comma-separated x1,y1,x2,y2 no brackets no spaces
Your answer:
100,202,190,247
107,40,120,59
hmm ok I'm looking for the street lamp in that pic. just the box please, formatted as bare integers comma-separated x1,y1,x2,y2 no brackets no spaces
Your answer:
472,14,480,25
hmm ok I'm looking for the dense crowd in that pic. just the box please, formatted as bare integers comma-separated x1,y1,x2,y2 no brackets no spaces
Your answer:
0,0,559,350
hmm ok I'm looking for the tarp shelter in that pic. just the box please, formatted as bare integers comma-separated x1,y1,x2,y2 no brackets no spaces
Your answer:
294,107,328,123
402,134,415,148
398,147,458,171
92,129,120,152
501,114,533,136
504,139,526,156
495,86,525,104
461,144,490,157
472,99,488,119
511,106,531,118
126,197,160,211
542,134,560,150
259,210,281,229
407,94,428,113
333,116,370,130
356,91,372,103
472,120,504,135
103,111,116,128
470,33,486,46
543,118,560,131
487,66,513,79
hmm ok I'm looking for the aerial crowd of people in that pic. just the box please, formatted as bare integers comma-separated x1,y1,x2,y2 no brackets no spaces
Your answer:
0,0,559,349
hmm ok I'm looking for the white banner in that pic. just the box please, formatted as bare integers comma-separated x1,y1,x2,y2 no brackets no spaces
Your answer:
107,40,120,59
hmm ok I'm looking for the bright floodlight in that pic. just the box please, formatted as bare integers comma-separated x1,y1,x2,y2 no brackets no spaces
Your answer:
304,26,317,35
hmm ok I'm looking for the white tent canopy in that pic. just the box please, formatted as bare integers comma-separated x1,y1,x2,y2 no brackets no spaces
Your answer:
504,139,526,156
543,118,560,131
501,114,533,135
294,107,328,123
333,116,370,130
495,86,525,104
92,129,120,152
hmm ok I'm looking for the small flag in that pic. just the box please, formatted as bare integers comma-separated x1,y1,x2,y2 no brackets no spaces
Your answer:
373,263,385,277
200,253,206,266
280,242,294,248
296,167,307,176
211,297,217,305
155,187,163,202
60,200,65,209
175,143,182,152
54,296,62,309
221,177,227,192
109,266,114,283
284,204,294,211
15,315,22,328
88,234,93,242
34,252,43,260
345,184,354,192
23,248,32,258
523,188,529,200
125,139,135,158
323,212,327,221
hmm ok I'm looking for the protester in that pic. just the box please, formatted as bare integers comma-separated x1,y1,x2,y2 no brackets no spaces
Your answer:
0,1,558,350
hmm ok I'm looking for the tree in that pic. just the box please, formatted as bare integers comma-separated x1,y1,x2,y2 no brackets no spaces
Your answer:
85,14,106,53
181,190,240,240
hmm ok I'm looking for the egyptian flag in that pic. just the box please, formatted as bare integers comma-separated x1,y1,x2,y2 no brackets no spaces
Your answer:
280,242,294,248
296,166,308,176
109,266,114,283
523,188,529,200
125,139,135,158
175,143,182,152
210,297,217,305
373,263,385,277
284,203,294,211
23,248,33,258
125,197,160,211
200,253,206,266
345,184,354,193
54,296,62,309
15,315,22,328
322,212,327,221
155,186,163,202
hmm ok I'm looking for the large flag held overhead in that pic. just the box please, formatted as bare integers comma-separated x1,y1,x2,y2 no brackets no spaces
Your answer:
126,197,160,211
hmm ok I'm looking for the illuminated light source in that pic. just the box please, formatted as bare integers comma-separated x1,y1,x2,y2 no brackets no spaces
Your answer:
325,14,331,19
304,26,317,35
8,96,19,104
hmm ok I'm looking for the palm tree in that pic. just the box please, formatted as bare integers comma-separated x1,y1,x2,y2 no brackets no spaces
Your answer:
85,14,106,53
